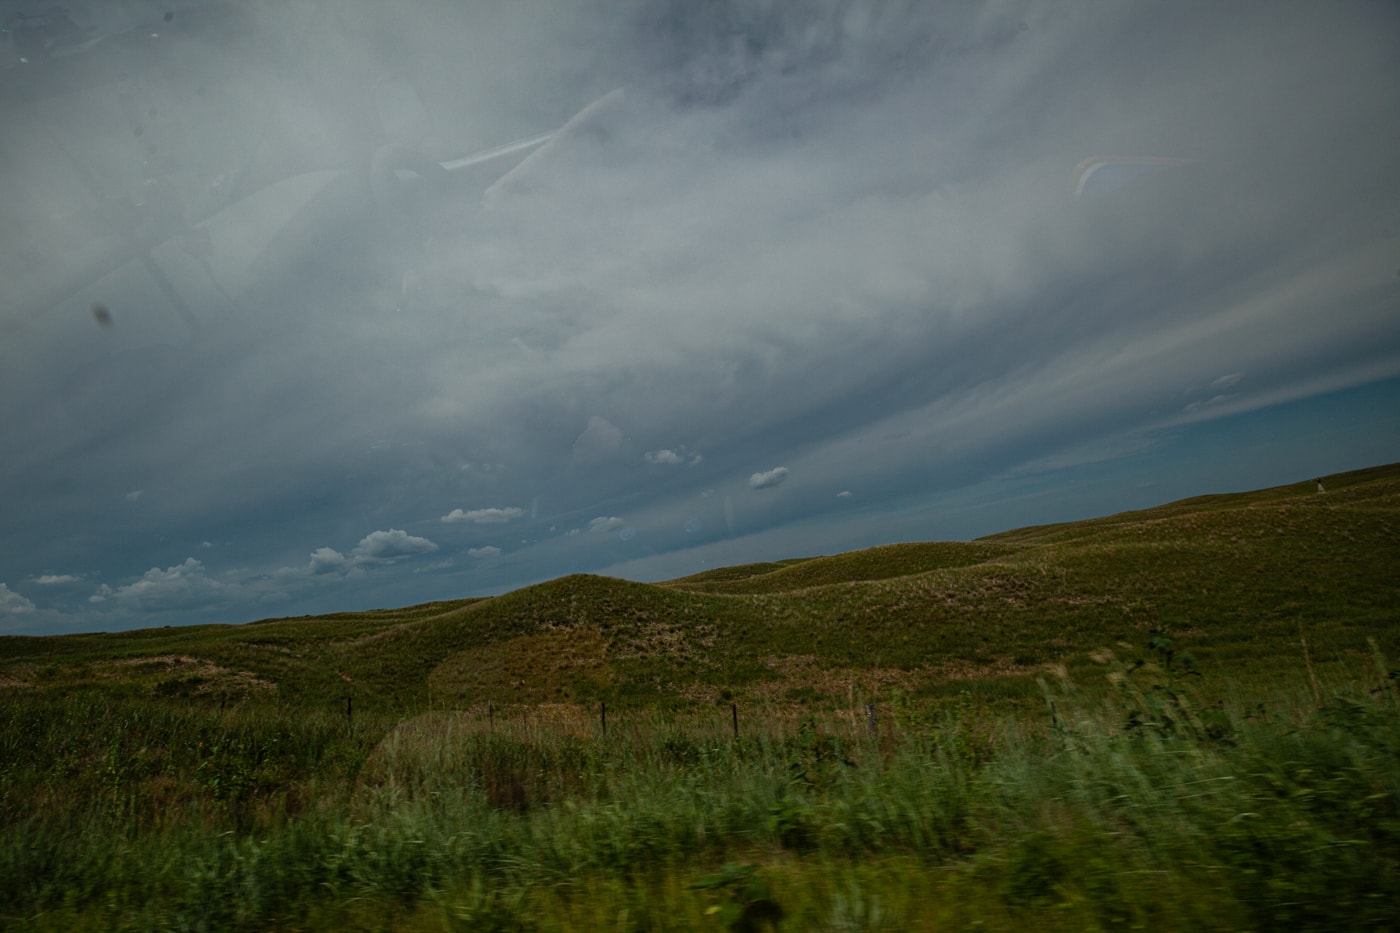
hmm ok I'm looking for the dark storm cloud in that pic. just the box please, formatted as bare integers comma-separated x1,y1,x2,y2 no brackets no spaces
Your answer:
2,0,1397,633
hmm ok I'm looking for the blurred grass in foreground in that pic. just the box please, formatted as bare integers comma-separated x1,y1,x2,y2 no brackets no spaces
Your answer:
2,645,1397,931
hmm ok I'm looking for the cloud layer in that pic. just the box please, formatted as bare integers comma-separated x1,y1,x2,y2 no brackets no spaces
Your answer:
1,0,1397,634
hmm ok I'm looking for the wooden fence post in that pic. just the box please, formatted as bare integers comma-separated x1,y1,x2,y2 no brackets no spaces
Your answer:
600,700,607,736
731,702,739,738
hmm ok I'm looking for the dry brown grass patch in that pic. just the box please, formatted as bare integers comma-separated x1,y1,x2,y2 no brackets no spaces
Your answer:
429,625,611,705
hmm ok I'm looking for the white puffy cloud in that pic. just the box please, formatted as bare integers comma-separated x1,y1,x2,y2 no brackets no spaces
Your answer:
441,506,526,524
468,546,502,558
34,574,79,585
351,529,438,563
749,467,790,490
0,583,36,615
645,448,702,466
95,558,227,611
308,547,350,575
303,529,439,576
588,516,625,534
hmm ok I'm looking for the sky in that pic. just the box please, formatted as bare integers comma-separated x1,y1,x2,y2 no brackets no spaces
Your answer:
2,0,1398,635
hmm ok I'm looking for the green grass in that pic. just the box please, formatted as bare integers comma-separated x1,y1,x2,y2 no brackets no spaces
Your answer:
663,542,1017,594
2,462,1398,929
3,659,1398,929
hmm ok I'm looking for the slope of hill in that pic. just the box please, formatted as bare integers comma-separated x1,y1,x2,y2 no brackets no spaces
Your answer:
3,463,1397,712
662,541,1018,595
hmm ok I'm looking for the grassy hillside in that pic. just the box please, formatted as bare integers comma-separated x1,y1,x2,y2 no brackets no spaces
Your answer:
3,464,1399,931
3,462,1397,715
663,541,1018,595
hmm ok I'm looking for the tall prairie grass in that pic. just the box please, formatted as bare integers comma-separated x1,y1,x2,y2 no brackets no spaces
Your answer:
3,651,1397,931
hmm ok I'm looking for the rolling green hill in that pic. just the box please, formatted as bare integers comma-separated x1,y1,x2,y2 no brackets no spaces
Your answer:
4,462,1397,715
4,464,1399,931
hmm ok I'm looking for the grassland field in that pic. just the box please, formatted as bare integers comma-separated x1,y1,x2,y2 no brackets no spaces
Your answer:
2,463,1398,930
